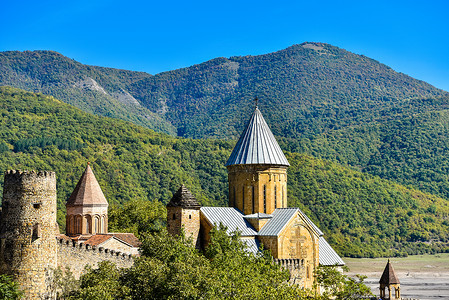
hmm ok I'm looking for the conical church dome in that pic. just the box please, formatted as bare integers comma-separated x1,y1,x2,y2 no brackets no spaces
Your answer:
226,107,289,166
66,164,108,207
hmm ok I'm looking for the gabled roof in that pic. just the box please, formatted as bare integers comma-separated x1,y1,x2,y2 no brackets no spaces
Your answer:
258,208,323,237
84,233,141,248
318,237,345,266
379,260,400,284
258,208,298,236
200,207,257,236
167,185,201,209
66,164,108,207
226,107,290,167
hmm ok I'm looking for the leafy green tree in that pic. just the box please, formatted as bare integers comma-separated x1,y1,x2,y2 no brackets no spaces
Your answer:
108,199,167,236
0,275,22,300
52,266,79,299
71,261,130,300
313,265,372,299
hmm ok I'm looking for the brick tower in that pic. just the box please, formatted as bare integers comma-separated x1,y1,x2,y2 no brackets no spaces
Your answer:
66,164,108,236
0,170,57,299
167,185,201,248
226,105,290,216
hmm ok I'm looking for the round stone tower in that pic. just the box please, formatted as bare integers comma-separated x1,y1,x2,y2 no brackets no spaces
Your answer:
0,170,57,300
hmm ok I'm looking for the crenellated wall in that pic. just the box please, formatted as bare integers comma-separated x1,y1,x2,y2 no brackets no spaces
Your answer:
56,238,134,279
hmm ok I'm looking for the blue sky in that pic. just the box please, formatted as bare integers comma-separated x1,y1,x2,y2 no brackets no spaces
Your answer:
1,0,449,91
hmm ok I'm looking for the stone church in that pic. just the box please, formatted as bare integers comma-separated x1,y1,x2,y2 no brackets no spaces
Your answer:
167,106,344,289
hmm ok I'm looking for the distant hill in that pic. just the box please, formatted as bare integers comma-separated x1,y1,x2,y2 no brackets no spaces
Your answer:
1,86,448,257
1,43,447,139
2,43,449,200
0,50,176,135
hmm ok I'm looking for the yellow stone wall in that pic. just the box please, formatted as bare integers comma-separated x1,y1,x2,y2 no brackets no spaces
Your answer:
227,164,287,214
167,207,200,248
258,212,320,290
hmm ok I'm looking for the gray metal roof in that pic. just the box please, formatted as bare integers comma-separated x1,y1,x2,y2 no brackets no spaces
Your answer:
200,207,257,236
241,238,261,255
226,107,290,166
319,237,345,266
258,208,323,237
258,208,298,236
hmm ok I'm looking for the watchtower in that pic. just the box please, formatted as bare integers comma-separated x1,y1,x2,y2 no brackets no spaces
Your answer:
0,170,57,300
167,185,201,248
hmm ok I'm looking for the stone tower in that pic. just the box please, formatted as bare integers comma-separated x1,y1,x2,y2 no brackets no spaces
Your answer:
167,185,201,248
0,170,57,299
379,259,401,300
66,164,108,236
226,106,290,216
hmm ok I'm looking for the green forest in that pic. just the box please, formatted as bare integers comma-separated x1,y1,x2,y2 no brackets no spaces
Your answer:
2,43,449,204
1,86,448,258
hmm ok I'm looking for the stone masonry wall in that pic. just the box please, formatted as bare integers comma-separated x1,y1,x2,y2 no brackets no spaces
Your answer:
0,170,58,300
57,238,134,279
227,164,287,215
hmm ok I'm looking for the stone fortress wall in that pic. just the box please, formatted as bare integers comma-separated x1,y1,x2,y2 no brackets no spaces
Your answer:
0,170,136,299
0,170,58,299
56,238,134,279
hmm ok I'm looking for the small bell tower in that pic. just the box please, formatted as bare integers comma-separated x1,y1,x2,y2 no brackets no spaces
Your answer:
167,185,201,248
379,259,401,300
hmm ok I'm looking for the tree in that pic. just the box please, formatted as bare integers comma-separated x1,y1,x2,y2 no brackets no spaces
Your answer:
313,265,372,299
0,275,22,300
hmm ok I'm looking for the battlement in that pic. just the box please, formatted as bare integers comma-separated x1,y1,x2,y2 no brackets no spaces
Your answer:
4,169,55,179
56,237,135,279
56,238,134,260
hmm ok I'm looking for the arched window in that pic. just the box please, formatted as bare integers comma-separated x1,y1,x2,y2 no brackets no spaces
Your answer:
274,185,277,208
252,186,255,213
242,186,245,213
263,185,266,213
86,216,92,234
75,215,82,234
94,216,99,234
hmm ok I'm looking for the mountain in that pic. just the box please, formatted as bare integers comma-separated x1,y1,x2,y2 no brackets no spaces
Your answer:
0,50,176,135
2,43,449,201
1,86,448,257
1,43,447,139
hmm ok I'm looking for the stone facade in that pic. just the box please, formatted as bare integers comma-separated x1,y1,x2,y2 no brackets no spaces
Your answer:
0,170,58,300
56,238,134,279
227,164,287,215
259,212,320,289
167,206,201,248
0,169,139,298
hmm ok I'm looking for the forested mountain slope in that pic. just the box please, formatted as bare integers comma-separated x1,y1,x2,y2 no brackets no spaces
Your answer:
1,86,448,257
2,44,449,201
1,43,446,139
0,50,175,134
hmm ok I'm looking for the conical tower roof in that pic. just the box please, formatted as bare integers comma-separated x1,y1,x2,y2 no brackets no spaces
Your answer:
66,164,108,207
379,260,400,285
167,185,201,209
226,107,289,166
